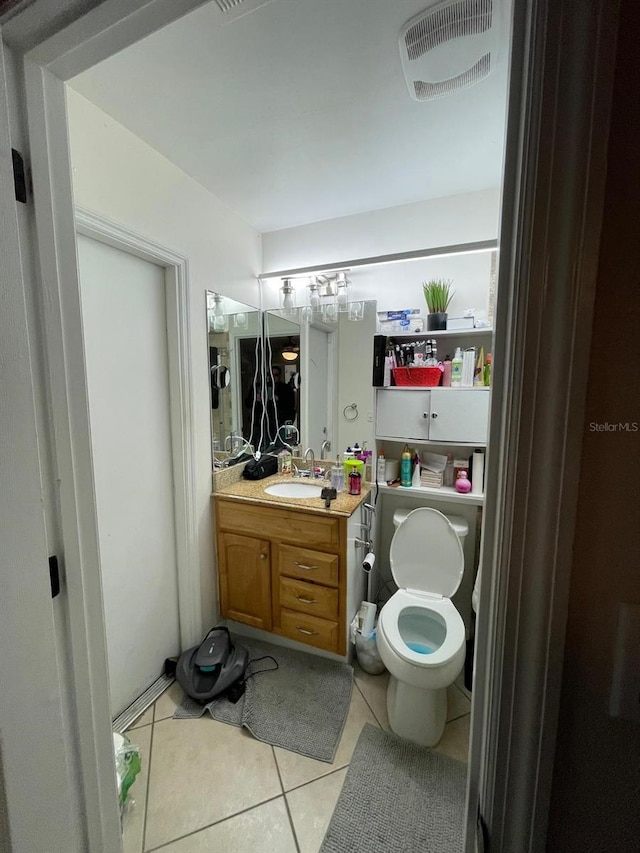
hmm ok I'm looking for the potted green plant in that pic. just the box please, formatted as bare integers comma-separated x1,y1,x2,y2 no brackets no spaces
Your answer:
422,279,454,330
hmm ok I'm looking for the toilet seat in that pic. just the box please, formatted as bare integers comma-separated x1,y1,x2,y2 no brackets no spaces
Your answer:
378,590,465,668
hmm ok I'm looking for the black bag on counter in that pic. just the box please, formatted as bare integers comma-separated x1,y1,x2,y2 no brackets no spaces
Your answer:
242,453,278,480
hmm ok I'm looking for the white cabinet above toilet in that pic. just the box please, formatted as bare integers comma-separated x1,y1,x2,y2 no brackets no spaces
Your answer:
375,387,490,445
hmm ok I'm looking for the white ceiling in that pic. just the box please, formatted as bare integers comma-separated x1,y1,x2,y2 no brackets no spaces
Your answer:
70,0,510,233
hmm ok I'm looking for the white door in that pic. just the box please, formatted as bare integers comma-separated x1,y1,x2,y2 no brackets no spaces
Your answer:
307,325,330,451
77,235,180,716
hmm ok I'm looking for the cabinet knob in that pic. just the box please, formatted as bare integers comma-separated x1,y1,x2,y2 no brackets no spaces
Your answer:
431,413,438,418
422,412,429,419
260,553,267,560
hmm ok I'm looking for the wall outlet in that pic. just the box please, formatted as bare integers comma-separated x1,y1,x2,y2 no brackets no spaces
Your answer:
609,602,640,722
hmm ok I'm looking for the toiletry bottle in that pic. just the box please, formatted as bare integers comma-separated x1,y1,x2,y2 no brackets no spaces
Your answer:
484,353,492,387
455,470,472,494
411,451,421,487
348,468,362,496
331,454,345,493
474,347,485,387
442,355,452,387
451,347,463,387
377,448,386,483
401,445,412,487
445,452,455,487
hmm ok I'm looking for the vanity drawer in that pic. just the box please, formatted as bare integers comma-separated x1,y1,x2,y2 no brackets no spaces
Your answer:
217,500,340,551
279,576,339,621
279,608,339,654
277,544,339,587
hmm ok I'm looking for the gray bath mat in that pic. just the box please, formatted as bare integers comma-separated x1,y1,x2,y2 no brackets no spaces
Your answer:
174,635,353,763
320,724,467,853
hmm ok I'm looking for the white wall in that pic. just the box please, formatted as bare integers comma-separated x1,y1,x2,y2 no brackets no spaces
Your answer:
262,188,500,272
66,89,262,630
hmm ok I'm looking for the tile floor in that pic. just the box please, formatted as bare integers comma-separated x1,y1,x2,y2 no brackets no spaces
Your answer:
122,665,471,853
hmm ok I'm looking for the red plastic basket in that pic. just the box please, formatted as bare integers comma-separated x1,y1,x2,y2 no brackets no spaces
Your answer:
392,366,442,387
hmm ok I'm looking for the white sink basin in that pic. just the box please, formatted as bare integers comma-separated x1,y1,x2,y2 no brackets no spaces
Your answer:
264,482,323,499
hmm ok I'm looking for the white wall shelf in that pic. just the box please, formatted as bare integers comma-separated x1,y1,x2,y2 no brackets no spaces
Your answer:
376,435,486,448
377,386,490,392
377,482,484,506
385,327,493,339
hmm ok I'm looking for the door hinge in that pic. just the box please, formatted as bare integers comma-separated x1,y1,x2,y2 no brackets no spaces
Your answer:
49,555,61,598
12,148,27,203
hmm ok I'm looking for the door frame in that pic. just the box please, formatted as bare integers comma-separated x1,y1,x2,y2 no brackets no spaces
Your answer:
76,206,200,653
0,0,621,850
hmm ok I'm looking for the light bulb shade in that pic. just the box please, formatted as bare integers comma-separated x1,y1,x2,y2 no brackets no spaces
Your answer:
210,313,228,333
308,282,321,311
280,279,296,316
281,349,298,361
348,301,365,322
336,281,350,311
299,305,314,325
323,303,338,324
233,312,248,329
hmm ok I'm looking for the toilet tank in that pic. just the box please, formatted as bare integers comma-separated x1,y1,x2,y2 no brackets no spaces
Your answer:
393,507,468,542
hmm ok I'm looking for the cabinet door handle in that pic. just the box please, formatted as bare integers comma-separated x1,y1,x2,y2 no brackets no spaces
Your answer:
422,412,429,419
296,626,319,636
294,561,318,571
260,553,267,560
296,595,318,605
431,413,438,418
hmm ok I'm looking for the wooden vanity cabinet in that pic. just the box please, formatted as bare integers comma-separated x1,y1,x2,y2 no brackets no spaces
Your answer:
217,531,272,631
215,498,348,655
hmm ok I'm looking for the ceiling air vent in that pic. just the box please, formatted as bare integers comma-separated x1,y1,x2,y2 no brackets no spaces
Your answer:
399,0,499,102
214,0,276,19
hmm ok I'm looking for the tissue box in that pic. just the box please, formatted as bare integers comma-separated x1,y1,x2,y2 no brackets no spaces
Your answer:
447,316,475,330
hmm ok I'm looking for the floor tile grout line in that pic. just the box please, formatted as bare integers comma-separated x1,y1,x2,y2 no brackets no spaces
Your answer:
353,679,385,730
141,715,156,853
447,710,471,725
143,794,285,853
272,746,301,853
284,763,350,796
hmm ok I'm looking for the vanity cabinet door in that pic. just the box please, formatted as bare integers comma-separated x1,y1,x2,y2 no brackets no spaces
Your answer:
218,532,272,631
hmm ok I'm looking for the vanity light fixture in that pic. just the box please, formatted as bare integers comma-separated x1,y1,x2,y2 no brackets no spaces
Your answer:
336,271,351,312
279,279,296,317
210,293,228,333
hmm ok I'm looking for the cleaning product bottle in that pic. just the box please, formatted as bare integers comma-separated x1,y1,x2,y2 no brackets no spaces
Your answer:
411,451,421,487
401,445,412,487
484,353,492,387
348,467,362,496
451,347,463,387
474,346,485,387
442,355,452,387
377,448,386,483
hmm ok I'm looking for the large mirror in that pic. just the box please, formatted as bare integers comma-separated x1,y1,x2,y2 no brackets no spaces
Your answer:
207,292,378,466
206,292,260,460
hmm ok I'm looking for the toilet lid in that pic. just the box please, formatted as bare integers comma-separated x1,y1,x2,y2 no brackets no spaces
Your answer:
389,507,465,598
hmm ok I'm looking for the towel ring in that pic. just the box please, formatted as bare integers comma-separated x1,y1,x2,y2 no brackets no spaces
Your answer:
343,403,359,421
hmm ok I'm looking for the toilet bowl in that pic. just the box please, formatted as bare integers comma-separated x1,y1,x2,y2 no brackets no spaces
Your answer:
376,507,467,746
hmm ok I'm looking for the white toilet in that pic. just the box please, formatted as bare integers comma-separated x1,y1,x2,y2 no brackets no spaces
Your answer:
376,507,468,747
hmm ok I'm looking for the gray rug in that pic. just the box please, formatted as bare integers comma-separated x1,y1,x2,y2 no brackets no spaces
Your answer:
320,724,467,853
174,635,353,763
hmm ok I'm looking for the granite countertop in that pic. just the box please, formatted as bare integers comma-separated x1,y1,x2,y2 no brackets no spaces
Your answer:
213,473,370,518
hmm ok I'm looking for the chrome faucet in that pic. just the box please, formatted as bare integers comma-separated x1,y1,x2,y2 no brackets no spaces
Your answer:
303,447,316,477
320,439,331,460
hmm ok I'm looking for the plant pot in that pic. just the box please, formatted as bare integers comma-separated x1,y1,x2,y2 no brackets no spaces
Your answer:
427,312,447,331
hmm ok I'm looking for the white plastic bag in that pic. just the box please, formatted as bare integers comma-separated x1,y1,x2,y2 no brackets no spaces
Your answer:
355,630,386,675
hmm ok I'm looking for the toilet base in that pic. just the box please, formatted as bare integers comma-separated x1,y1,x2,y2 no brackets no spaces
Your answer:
387,675,447,747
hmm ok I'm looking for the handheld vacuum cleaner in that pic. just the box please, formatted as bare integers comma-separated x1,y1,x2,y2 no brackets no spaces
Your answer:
174,626,249,704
